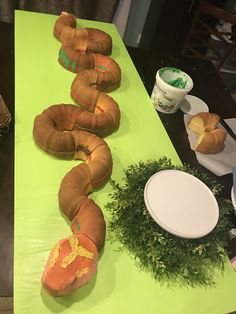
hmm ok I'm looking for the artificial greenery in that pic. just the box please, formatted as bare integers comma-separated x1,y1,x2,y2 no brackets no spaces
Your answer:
106,157,234,286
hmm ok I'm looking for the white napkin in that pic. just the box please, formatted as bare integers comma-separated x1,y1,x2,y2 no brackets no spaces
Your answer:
184,115,236,176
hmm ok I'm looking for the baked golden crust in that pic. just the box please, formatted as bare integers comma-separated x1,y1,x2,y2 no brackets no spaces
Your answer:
187,112,226,154
187,112,220,134
195,128,227,154
37,12,122,296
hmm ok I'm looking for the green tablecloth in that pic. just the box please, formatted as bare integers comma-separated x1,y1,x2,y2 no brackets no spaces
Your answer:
15,10,236,314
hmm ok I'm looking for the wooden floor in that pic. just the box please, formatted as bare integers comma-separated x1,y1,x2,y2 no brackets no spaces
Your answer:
0,297,13,314
0,21,14,299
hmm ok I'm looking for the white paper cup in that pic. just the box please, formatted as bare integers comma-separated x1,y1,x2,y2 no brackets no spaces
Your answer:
151,67,193,114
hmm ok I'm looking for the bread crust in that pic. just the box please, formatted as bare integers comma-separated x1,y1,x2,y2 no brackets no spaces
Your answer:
187,112,220,134
35,12,122,296
187,112,226,154
195,128,227,154
41,234,99,296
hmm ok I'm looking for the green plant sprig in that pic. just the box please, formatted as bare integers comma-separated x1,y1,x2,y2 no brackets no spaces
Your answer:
106,157,234,286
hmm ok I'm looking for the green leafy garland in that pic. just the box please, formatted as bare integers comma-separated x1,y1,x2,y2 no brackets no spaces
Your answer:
106,157,234,286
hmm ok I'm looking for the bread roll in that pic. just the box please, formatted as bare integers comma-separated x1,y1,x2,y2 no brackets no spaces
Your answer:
195,128,227,154
187,112,227,154
187,112,220,134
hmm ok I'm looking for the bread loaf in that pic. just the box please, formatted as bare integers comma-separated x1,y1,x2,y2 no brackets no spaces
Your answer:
187,112,227,154
38,12,122,297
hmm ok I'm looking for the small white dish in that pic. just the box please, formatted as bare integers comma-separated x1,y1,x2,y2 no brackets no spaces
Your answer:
180,95,209,115
231,186,236,213
144,170,219,239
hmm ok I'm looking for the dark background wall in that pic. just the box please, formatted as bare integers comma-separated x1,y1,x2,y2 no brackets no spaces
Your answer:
137,0,229,54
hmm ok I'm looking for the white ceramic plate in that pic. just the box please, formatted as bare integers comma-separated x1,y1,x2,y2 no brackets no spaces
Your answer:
180,95,209,115
144,170,219,238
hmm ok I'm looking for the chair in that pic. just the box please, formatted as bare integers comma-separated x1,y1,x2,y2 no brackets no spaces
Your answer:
181,1,236,70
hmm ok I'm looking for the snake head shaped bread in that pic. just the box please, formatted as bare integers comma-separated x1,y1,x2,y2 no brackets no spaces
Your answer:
41,234,99,296
187,112,227,154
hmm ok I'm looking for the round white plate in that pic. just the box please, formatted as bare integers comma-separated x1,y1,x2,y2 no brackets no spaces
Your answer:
144,170,219,238
180,95,209,115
